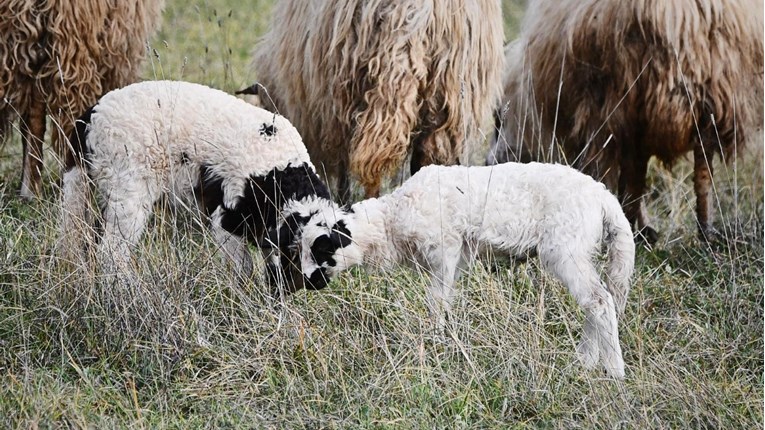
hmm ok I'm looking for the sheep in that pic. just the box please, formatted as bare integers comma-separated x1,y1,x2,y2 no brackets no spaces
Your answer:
486,0,764,242
252,0,504,199
267,162,636,378
58,80,330,284
0,0,164,199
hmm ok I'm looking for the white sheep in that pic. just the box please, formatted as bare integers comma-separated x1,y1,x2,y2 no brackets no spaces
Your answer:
269,162,635,378
59,80,330,284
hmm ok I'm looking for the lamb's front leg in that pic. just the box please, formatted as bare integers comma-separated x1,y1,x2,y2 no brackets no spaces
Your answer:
99,194,154,286
423,244,463,333
210,206,254,282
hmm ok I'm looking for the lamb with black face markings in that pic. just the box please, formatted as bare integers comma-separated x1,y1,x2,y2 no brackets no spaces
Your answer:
269,163,635,378
58,80,330,287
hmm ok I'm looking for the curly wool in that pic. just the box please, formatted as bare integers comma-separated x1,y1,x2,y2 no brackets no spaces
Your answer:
254,0,504,197
487,0,764,239
0,0,164,198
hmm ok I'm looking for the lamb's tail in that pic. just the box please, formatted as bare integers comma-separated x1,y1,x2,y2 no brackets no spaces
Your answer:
602,192,635,315
57,107,95,266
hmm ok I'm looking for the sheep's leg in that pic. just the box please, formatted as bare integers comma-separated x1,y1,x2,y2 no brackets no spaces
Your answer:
693,140,716,241
20,96,47,199
209,206,254,282
98,193,154,285
540,248,625,378
410,135,430,175
336,164,352,204
618,153,656,243
57,166,94,268
424,245,462,333
454,242,475,284
51,116,75,176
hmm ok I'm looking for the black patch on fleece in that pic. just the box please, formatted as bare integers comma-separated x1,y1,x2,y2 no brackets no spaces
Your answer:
66,105,96,170
195,165,225,217
196,163,330,245
333,220,352,248
311,234,338,268
305,267,329,291
259,122,277,137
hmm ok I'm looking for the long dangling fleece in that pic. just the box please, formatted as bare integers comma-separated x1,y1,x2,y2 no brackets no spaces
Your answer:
0,0,164,198
488,0,763,241
253,0,504,198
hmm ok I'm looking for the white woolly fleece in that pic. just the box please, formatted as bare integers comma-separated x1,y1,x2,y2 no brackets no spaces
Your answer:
59,80,322,284
86,80,313,209
289,162,636,378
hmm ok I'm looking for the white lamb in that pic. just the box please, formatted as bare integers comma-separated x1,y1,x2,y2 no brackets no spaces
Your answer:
268,162,635,378
59,80,330,284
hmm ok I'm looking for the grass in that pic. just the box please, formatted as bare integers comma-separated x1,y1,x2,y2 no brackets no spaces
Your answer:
0,0,763,428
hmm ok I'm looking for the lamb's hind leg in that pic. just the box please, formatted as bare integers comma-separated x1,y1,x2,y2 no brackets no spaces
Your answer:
540,249,625,378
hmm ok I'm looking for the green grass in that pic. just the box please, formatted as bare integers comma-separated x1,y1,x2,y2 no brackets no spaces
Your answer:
0,0,763,428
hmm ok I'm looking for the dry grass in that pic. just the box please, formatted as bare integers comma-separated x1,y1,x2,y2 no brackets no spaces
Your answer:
0,0,762,428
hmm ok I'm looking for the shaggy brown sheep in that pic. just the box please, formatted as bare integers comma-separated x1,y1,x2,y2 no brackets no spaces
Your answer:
252,0,504,199
0,0,164,198
487,0,763,242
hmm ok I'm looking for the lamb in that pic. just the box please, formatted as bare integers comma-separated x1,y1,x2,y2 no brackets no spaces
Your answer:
486,0,764,242
252,0,504,199
268,162,636,378
59,80,330,284
0,0,164,199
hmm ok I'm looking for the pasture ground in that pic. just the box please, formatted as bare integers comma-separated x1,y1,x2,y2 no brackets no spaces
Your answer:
0,0,762,428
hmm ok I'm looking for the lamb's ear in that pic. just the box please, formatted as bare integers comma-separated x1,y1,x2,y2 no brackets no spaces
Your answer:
330,220,352,248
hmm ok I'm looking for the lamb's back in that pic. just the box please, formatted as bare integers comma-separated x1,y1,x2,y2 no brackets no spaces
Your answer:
87,80,312,179
385,163,611,250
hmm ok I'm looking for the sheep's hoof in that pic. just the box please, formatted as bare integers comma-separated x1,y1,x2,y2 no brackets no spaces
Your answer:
698,225,721,244
635,226,658,245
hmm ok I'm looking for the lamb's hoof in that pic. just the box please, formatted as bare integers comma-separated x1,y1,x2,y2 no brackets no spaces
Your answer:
19,185,39,201
576,339,600,370
602,357,626,379
635,226,659,245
